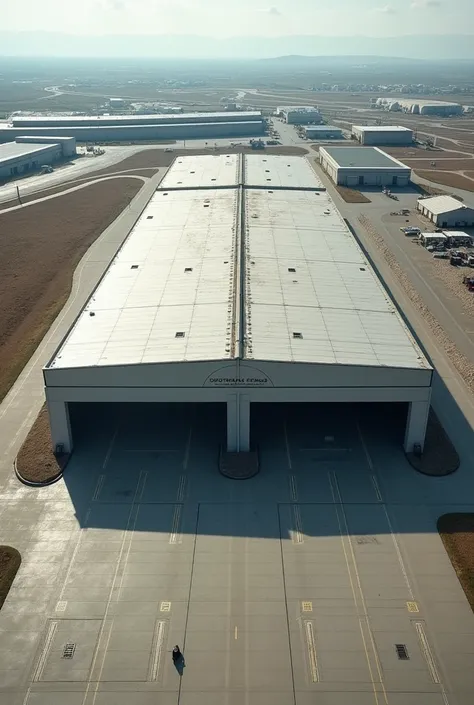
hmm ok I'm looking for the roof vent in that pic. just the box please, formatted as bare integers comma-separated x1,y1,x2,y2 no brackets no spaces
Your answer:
288,267,296,273
268,190,273,194
146,215,153,220
395,644,409,660
162,192,168,196
175,332,185,338
292,332,303,339
204,204,210,208
190,171,195,174
131,265,139,269
360,267,366,271
184,267,193,272
89,312,95,317
211,178,216,181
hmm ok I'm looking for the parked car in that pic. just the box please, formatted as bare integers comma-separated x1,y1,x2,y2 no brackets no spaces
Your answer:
400,227,421,236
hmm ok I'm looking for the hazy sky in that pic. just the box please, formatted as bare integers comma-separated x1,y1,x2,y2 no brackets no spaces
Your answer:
0,0,472,37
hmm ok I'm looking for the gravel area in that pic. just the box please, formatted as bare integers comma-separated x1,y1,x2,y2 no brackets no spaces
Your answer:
358,214,474,393
438,514,474,613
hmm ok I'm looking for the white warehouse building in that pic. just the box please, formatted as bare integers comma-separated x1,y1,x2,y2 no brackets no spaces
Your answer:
319,146,411,187
352,125,414,146
277,106,322,124
0,136,75,179
44,154,432,459
417,195,474,228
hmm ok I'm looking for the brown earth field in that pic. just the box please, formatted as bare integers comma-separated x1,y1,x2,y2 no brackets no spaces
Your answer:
405,159,474,171
414,170,474,192
438,514,474,612
0,178,142,402
385,147,469,160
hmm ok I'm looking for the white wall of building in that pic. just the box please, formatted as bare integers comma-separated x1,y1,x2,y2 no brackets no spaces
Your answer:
417,203,474,227
319,151,410,187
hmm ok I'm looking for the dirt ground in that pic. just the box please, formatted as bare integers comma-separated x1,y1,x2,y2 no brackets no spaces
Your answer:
16,405,68,483
385,147,469,160
405,159,474,171
0,178,142,402
335,186,371,203
414,170,474,192
0,547,21,610
438,514,474,612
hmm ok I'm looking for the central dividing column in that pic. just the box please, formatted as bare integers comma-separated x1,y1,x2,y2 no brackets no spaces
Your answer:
226,393,250,452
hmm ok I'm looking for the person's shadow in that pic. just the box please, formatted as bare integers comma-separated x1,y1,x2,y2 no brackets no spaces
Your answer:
173,654,186,676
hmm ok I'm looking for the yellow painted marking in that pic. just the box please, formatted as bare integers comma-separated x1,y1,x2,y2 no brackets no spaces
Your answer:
302,601,313,612
160,601,171,612
169,505,182,544
407,601,419,613
234,626,238,640
304,621,319,682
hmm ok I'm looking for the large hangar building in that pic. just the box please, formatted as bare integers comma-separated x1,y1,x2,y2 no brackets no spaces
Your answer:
352,125,414,146
320,146,411,187
44,154,432,457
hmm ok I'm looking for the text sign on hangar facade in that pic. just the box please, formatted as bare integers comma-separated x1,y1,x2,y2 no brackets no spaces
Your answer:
203,366,274,388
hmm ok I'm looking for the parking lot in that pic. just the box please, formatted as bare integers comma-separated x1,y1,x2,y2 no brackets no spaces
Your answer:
1,401,474,705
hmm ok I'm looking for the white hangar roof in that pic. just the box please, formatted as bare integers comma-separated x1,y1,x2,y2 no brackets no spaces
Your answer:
244,154,324,189
244,189,427,367
418,195,473,215
159,153,240,190
47,154,429,374
352,125,412,133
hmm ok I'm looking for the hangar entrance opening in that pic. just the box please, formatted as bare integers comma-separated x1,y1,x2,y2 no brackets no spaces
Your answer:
68,402,227,457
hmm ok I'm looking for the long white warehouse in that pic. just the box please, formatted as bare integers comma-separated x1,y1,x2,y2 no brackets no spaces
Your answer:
352,125,413,146
44,154,432,458
320,146,411,187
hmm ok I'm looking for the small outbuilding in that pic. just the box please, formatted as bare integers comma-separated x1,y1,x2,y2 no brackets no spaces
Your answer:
319,146,411,187
304,125,343,140
417,195,474,228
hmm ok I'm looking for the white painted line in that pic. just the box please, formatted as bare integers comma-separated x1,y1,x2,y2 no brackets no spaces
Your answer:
82,472,144,705
289,475,298,502
177,475,187,502
32,620,57,682
284,420,292,470
415,621,441,685
371,475,383,503
92,474,105,502
138,471,149,502
234,626,238,640
292,505,304,544
149,620,166,682
102,425,118,469
169,505,182,544
304,621,319,683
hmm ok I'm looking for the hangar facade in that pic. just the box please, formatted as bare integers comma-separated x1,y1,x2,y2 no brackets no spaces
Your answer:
319,146,411,187
44,153,432,456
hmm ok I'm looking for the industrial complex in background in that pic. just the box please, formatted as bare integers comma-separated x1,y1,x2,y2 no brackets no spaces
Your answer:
373,97,464,115
0,111,265,143
44,153,432,461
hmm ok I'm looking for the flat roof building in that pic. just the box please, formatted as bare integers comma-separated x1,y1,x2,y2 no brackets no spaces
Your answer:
352,125,413,146
303,125,344,140
0,138,67,179
417,195,474,228
319,146,411,187
10,111,262,128
277,106,322,124
375,98,462,116
44,153,431,460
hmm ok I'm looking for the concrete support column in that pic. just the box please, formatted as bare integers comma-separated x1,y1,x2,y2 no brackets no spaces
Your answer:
227,394,238,452
239,394,250,453
226,393,251,452
404,399,430,454
48,400,73,454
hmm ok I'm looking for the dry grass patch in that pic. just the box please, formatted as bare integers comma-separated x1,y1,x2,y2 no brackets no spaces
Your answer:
16,406,68,484
438,514,474,612
0,178,142,402
414,170,474,192
0,547,21,610
336,186,371,203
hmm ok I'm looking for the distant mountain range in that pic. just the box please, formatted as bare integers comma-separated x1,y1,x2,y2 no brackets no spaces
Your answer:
1,32,474,61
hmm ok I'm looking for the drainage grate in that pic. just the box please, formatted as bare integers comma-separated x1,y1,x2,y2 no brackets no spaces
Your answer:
407,601,419,613
395,644,409,660
302,601,313,612
160,601,171,612
62,643,76,659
